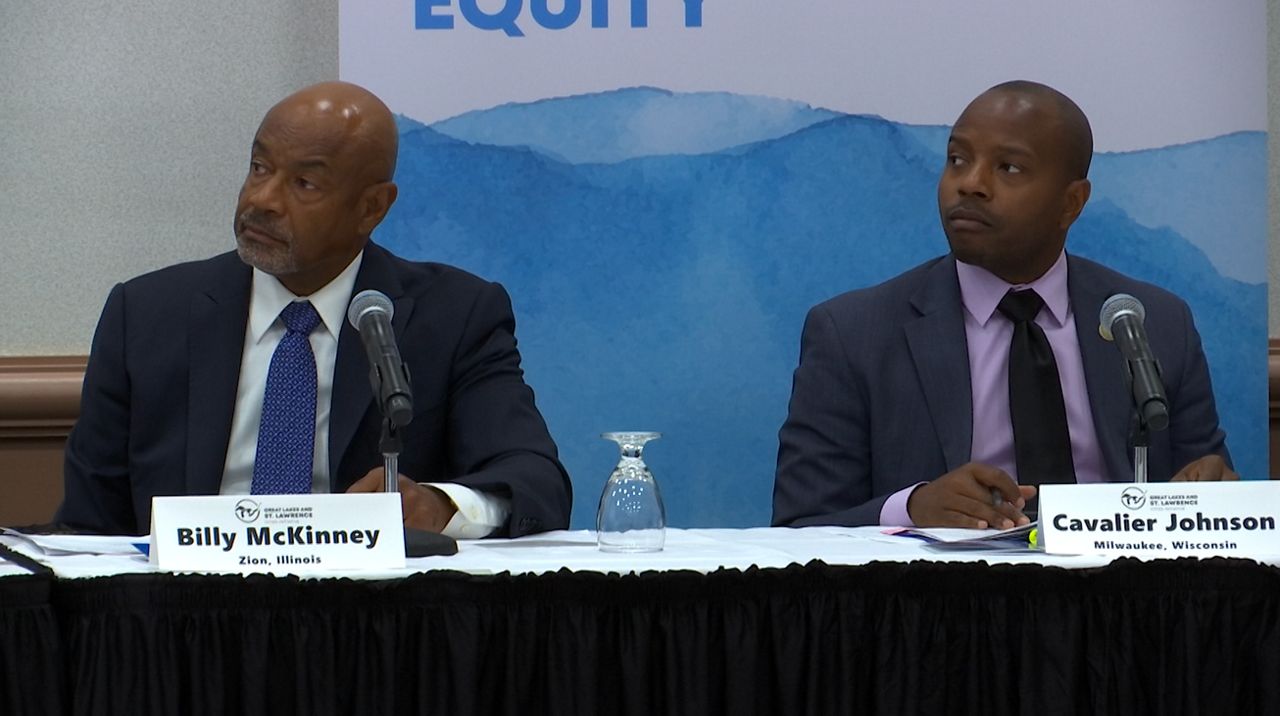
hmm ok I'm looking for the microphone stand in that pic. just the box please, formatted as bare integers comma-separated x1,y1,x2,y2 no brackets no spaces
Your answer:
1128,411,1150,484
1124,360,1164,483
380,415,401,495
372,368,457,558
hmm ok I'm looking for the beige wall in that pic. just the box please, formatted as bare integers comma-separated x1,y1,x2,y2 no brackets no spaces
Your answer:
0,2,1274,351
0,1,337,355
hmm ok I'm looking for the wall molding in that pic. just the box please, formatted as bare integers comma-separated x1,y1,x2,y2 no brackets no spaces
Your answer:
0,356,86,439
2,347,1280,458
1271,340,1280,415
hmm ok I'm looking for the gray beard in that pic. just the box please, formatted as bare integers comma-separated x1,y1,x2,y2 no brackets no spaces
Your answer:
236,234,299,277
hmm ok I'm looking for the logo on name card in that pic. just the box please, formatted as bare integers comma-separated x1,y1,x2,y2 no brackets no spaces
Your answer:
1120,487,1146,510
262,506,315,523
234,499,261,523
1147,493,1199,511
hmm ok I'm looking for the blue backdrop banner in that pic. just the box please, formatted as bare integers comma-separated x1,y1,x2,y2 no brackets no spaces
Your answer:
341,1,1268,527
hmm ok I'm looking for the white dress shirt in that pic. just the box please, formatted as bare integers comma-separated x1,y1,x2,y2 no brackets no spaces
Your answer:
219,250,509,538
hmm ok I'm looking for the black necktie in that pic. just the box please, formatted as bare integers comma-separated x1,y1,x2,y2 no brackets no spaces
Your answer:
997,289,1075,487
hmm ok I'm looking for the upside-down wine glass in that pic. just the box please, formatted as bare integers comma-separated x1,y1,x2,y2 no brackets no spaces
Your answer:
596,432,666,552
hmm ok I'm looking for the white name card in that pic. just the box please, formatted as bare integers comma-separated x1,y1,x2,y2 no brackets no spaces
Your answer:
150,493,406,573
1040,481,1280,557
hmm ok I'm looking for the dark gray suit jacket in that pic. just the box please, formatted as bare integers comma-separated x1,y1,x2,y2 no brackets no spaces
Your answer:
59,242,572,536
773,254,1230,527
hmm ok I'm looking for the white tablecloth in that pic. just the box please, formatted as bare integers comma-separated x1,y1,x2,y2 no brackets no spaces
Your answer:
5,525,1279,580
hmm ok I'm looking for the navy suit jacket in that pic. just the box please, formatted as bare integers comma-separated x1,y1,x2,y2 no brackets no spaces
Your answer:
59,242,572,536
773,254,1230,527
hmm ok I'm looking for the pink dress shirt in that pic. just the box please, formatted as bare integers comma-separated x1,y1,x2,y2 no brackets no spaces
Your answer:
880,252,1104,525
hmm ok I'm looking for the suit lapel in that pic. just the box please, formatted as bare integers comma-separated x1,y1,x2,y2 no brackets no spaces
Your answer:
186,255,252,495
903,257,973,472
1068,255,1132,481
328,243,415,488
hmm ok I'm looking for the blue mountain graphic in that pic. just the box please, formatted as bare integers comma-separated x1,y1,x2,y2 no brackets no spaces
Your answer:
1090,133,1267,283
431,86,840,164
380,89,1267,528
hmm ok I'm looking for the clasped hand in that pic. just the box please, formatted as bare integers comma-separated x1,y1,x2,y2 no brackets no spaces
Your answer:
346,468,458,533
1171,455,1238,482
906,462,1035,530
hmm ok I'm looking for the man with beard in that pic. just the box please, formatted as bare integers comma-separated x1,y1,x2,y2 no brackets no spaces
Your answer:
773,81,1235,531
59,82,571,537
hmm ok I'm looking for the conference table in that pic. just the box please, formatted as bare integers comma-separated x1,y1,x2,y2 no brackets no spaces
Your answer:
2,527,1278,715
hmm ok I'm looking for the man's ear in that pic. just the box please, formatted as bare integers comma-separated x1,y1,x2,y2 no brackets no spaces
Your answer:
1058,178,1091,230
358,182,399,235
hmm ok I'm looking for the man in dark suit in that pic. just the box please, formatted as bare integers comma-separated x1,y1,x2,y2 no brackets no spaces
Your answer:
773,81,1235,530
59,81,571,537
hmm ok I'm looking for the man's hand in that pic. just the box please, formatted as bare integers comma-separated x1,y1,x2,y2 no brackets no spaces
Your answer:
907,462,1037,529
346,468,458,533
1171,455,1239,482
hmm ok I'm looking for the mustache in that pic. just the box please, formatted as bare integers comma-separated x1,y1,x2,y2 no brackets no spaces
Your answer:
945,202,995,226
237,210,289,242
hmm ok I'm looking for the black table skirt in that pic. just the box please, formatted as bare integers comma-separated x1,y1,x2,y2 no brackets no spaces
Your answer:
0,574,62,715
36,557,1280,716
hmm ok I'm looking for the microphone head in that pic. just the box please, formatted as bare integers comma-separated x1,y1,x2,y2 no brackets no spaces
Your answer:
1099,293,1146,342
347,289,394,330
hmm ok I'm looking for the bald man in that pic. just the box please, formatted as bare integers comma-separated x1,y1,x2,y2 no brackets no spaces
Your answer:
772,81,1234,531
59,82,572,537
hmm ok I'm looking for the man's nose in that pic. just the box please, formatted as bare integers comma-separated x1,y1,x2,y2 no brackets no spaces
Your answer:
242,174,284,215
956,163,991,199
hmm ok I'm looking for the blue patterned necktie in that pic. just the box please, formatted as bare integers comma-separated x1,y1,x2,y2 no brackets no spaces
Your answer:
251,301,322,495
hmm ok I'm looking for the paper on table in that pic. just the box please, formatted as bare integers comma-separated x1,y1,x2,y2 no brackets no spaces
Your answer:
882,522,1039,552
0,529,148,556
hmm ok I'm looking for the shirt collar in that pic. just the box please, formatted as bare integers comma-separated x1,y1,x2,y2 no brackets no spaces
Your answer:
955,250,1070,328
247,251,365,344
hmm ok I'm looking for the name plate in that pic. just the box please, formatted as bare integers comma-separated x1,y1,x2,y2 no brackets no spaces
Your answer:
150,493,406,573
1040,482,1280,557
